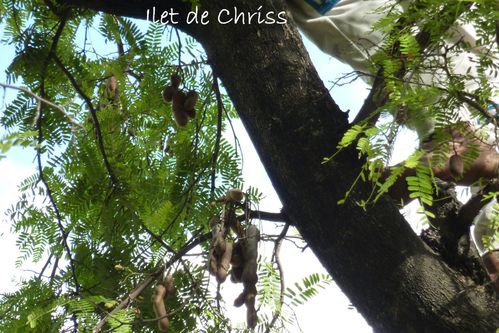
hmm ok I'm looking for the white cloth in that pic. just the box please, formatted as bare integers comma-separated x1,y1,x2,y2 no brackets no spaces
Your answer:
471,199,499,256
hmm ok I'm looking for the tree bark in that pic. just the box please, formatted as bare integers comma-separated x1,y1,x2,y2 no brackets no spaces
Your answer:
60,0,499,331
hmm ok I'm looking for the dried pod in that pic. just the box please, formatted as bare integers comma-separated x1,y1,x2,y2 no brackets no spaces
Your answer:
184,90,199,111
163,275,176,296
247,305,257,329
171,73,182,88
172,91,189,127
216,242,233,284
184,108,196,119
449,154,464,179
208,248,218,276
242,225,260,286
211,222,226,256
230,241,244,268
233,226,260,330
209,216,221,227
230,265,243,284
228,189,245,202
233,291,246,308
245,285,257,308
106,75,118,96
152,284,169,332
162,85,176,102
245,285,258,328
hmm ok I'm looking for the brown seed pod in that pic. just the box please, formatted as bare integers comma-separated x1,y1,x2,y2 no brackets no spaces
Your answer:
449,153,464,179
209,216,221,227
228,189,245,202
211,222,226,256
172,91,189,127
230,265,243,284
208,248,218,276
246,287,258,329
241,225,259,286
184,108,196,119
184,90,199,111
230,241,244,268
216,241,233,284
107,75,118,96
162,85,176,102
234,226,260,329
163,275,176,296
171,73,182,88
152,284,169,332
247,307,257,329
233,291,246,308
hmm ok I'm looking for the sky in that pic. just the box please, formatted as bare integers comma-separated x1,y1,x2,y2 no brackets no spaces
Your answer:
0,15,429,332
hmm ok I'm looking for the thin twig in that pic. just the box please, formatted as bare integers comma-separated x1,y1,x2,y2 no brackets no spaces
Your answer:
38,252,54,280
266,223,290,333
211,76,223,194
0,83,83,129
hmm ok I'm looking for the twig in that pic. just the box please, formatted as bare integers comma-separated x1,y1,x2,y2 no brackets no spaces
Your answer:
237,209,289,224
175,27,182,69
211,76,223,194
0,83,83,129
49,256,60,284
36,102,80,294
265,223,290,333
38,252,54,280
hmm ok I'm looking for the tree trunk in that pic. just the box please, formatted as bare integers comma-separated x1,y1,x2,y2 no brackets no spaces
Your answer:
60,0,499,331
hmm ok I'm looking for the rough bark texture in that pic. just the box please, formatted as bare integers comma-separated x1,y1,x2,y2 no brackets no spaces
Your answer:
60,0,499,331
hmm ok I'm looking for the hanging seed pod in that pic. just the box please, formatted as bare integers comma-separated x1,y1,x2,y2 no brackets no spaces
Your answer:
162,85,176,102
171,91,189,127
184,90,199,112
152,284,169,332
216,241,233,284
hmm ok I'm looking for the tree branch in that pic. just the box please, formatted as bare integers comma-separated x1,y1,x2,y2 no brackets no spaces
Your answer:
265,223,289,333
237,209,289,224
0,83,84,129
211,76,223,194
